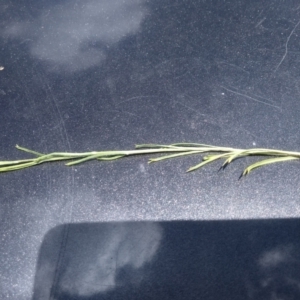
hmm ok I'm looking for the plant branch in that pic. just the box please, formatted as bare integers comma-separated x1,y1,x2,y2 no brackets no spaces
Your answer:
0,143,299,177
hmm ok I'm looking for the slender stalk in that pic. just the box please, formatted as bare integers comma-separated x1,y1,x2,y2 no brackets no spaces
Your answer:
0,143,299,178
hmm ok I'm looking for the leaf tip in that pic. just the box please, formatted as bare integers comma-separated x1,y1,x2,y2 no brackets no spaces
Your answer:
239,169,249,179
218,164,226,172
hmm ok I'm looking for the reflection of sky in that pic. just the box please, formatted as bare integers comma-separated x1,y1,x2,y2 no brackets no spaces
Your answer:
34,222,162,298
244,244,300,299
4,0,147,72
258,245,294,268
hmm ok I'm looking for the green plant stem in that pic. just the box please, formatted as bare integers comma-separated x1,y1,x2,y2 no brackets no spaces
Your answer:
0,143,299,177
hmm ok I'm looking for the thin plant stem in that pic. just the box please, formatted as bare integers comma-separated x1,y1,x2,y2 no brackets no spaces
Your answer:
0,143,299,178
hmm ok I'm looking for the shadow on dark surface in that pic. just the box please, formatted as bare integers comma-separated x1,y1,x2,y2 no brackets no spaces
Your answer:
32,219,300,300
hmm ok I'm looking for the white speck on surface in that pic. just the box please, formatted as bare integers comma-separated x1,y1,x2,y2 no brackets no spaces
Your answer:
139,163,146,173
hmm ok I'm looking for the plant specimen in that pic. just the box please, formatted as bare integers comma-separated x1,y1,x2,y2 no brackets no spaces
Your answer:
0,143,299,178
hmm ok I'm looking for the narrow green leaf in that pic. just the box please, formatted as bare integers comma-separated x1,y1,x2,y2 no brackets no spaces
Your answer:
97,155,126,161
242,156,299,176
16,145,44,157
149,151,205,163
135,144,172,149
187,153,229,172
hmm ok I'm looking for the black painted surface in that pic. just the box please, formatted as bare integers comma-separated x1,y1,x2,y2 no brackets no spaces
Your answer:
1,1,300,299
